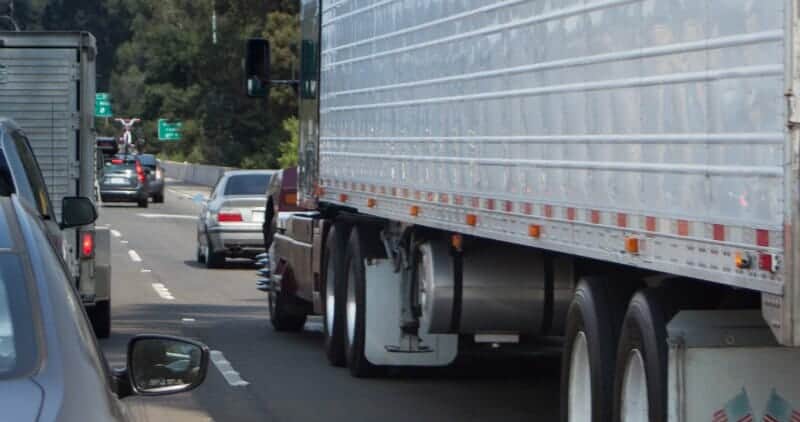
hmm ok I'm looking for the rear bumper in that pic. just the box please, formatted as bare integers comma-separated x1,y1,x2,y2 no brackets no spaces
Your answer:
208,227,264,257
148,179,165,194
100,188,146,202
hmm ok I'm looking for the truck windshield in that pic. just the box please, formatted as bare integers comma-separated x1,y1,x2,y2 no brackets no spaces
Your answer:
224,174,270,196
0,253,38,378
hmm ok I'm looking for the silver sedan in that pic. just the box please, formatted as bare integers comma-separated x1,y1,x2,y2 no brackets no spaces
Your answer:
196,170,274,268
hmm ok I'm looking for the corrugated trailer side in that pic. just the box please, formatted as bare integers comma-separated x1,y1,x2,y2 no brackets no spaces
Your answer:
309,0,798,346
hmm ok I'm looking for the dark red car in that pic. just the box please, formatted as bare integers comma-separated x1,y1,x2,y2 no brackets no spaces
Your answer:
262,167,303,249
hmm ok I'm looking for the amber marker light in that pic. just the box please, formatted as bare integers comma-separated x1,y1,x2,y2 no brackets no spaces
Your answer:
624,237,639,254
409,205,420,217
465,214,477,226
528,224,541,238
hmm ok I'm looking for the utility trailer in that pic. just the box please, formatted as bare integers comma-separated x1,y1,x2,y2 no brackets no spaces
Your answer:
248,0,800,420
0,32,112,337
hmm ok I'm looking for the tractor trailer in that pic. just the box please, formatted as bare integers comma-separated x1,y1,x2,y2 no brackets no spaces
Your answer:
247,1,800,420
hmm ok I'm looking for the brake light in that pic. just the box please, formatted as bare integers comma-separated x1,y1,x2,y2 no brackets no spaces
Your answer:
218,212,243,222
282,192,297,207
81,232,94,258
111,159,123,164
135,161,145,183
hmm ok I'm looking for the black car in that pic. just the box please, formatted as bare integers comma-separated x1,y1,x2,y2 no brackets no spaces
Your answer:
0,192,209,421
137,154,165,203
99,156,150,208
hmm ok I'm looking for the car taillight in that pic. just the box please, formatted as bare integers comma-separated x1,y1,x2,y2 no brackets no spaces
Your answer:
81,232,94,258
218,212,243,222
135,161,145,183
281,192,297,207
111,158,123,164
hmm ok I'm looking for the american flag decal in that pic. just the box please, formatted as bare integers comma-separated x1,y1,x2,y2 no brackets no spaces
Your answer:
714,389,753,422
762,389,800,422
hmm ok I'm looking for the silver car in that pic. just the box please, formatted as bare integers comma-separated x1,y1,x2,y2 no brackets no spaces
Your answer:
0,192,209,421
196,170,274,268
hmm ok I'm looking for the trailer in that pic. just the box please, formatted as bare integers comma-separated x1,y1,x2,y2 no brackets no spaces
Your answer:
0,31,112,337
247,1,800,420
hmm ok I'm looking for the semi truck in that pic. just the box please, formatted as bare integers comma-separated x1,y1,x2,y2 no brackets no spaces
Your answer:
247,1,800,420
0,31,112,337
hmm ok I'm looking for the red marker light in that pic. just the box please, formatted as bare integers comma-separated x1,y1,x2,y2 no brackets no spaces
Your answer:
81,232,94,258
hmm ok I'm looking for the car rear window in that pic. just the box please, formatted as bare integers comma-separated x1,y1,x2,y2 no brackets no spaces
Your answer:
138,155,156,167
104,163,135,172
0,253,38,378
224,174,271,196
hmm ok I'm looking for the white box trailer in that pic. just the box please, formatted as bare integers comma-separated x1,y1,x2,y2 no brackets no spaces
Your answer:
0,31,112,337
249,0,800,420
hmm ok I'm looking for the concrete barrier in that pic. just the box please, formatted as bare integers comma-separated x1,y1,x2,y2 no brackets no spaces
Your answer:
162,161,238,187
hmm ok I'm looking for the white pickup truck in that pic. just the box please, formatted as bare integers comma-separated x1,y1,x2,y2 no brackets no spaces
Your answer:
0,31,112,337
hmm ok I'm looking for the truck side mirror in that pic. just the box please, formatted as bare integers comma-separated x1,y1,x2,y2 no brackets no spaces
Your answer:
61,196,97,229
245,38,270,98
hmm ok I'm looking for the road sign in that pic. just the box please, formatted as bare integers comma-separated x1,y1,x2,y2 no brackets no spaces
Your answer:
95,92,112,117
158,119,183,141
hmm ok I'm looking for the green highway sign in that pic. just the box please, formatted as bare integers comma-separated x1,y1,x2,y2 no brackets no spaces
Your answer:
158,119,183,141
95,92,112,117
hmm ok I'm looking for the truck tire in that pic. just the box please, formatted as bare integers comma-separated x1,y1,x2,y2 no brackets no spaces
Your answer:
268,289,307,332
343,226,381,378
612,289,671,422
561,277,638,422
322,222,351,367
137,197,149,208
89,300,111,339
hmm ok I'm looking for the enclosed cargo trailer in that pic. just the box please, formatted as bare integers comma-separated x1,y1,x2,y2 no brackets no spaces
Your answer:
249,0,800,420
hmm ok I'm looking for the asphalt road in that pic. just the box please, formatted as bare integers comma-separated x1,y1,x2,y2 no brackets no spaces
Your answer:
98,181,561,422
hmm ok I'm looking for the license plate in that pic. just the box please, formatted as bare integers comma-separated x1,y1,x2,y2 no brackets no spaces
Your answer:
252,210,265,223
108,177,128,185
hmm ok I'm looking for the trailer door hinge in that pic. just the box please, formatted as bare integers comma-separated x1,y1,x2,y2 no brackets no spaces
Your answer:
70,161,81,179
787,91,800,126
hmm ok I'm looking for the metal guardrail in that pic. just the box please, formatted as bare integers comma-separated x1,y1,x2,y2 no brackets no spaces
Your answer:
161,161,238,187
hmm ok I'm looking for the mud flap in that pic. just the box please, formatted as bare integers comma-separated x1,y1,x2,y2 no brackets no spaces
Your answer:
364,258,458,366
668,310,800,421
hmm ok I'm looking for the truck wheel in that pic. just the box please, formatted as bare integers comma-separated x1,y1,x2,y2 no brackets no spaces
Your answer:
343,227,380,378
322,222,351,367
561,277,638,422
268,289,307,332
137,197,149,208
89,300,111,339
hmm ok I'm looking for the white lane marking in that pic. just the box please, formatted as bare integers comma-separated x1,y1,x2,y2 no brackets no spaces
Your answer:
182,318,196,323
110,229,122,238
120,240,129,244
210,350,249,387
167,188,197,200
140,268,152,273
137,213,197,220
151,283,175,300
128,250,142,262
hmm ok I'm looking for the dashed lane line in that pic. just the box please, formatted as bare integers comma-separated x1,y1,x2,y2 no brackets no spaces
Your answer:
137,213,197,220
210,350,249,387
128,250,142,262
151,283,175,300
110,229,121,238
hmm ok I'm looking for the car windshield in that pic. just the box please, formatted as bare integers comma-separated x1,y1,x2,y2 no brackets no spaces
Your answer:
224,174,270,196
0,253,38,378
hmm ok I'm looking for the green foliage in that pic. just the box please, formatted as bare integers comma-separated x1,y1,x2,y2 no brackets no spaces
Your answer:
277,117,298,168
27,0,299,169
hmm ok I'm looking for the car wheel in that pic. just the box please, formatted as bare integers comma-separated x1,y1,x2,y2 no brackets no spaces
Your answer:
154,192,164,203
268,288,307,332
88,300,111,338
196,236,206,264
138,197,149,208
322,222,351,367
561,277,638,422
205,236,225,269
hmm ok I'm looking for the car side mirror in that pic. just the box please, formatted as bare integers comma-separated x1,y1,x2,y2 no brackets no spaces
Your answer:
61,197,97,229
120,335,209,398
245,38,270,98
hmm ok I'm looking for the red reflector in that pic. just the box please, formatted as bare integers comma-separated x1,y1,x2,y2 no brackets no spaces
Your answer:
81,232,94,258
758,253,773,272
218,212,243,222
111,159,123,164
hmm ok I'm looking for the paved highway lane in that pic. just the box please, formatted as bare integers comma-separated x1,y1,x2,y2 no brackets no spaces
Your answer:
98,182,560,422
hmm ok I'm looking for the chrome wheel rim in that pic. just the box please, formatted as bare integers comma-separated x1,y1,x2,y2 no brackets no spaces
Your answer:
325,252,336,334
568,331,592,422
621,350,649,422
346,262,357,346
